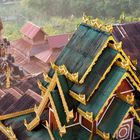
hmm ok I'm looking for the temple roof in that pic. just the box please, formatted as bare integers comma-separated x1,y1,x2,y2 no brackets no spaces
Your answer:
71,47,118,100
50,23,110,81
78,65,126,118
1,19,140,140
113,22,140,76
98,97,131,137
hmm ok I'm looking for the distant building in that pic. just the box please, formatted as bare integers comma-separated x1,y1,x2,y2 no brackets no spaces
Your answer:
9,22,70,76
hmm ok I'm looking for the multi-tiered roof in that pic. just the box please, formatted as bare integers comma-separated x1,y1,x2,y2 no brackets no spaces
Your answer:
0,17,140,140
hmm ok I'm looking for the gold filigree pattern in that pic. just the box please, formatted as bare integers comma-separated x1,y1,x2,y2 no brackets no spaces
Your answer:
96,129,110,140
0,121,17,140
51,63,78,83
83,14,113,33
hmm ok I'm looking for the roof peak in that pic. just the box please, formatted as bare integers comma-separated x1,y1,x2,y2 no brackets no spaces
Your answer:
82,14,113,33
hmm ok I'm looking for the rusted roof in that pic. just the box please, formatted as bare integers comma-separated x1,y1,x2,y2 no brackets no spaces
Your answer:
47,34,70,49
20,22,43,39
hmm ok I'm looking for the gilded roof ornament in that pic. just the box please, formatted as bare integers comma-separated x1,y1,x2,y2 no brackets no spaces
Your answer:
82,14,113,33
51,63,79,83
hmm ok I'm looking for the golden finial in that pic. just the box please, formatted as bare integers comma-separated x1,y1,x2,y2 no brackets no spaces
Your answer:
82,14,113,33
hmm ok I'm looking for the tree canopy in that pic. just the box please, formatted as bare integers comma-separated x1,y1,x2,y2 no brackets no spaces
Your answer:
21,0,140,18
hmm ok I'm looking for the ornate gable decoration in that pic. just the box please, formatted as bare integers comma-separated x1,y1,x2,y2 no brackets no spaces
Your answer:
82,14,113,33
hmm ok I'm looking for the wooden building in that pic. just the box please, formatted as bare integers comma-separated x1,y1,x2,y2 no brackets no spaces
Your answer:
9,22,70,76
0,18,140,140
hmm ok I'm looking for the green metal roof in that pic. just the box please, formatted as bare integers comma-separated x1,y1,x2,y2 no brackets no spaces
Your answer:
71,47,118,98
98,98,131,136
49,23,110,79
51,90,67,126
79,65,126,117
53,125,91,140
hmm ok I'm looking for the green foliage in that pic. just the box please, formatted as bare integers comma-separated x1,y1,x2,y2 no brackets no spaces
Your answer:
4,23,21,40
21,0,140,19
2,0,140,40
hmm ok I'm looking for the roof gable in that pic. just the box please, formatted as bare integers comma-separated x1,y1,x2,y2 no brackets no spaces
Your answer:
20,22,43,40
49,23,112,83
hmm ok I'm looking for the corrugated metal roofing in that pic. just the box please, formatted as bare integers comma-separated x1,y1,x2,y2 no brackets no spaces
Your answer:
35,49,53,63
47,34,70,49
20,22,42,39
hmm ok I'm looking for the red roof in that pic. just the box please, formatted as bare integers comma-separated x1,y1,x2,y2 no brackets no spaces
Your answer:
11,38,31,55
35,49,53,63
20,22,42,39
47,34,70,49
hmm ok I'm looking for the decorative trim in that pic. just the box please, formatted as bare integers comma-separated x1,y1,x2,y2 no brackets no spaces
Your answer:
69,90,86,105
43,121,55,140
130,107,140,123
79,36,115,84
119,49,136,71
116,93,134,105
82,15,113,33
49,93,66,136
51,63,78,83
43,73,51,83
87,54,120,101
108,40,136,71
0,108,34,121
96,128,110,140
24,73,57,131
56,75,74,122
95,73,126,121
77,108,93,123
0,121,17,140
126,73,140,92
